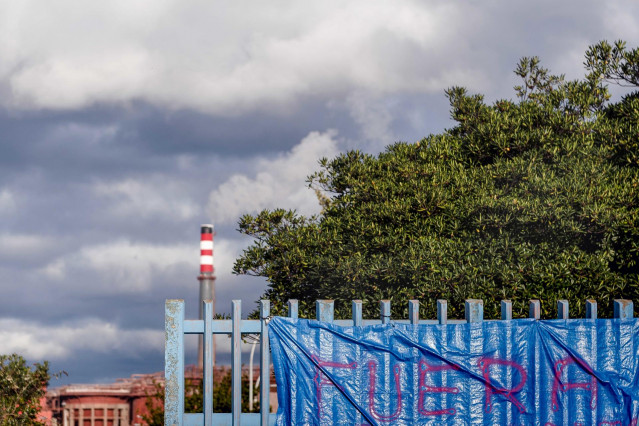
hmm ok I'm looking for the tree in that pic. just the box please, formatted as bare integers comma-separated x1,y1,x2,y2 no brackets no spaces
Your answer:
0,354,50,425
143,368,261,425
234,40,639,320
143,377,205,426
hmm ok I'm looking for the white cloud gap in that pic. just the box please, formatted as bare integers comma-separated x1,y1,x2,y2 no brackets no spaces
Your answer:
39,240,196,291
94,178,201,221
0,188,16,213
0,318,163,360
207,130,340,224
0,233,55,259
38,237,244,293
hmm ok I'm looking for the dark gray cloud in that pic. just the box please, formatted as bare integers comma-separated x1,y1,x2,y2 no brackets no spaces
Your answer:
0,0,637,387
0,102,352,176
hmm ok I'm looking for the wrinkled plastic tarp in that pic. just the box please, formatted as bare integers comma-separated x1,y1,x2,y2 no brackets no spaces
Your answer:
269,317,639,425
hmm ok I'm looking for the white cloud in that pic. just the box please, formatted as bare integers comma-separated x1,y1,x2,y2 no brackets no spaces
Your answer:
0,188,16,213
208,237,246,282
41,257,66,280
344,92,396,151
94,178,201,221
38,237,243,292
2,0,634,115
0,0,542,113
0,233,54,258
0,318,163,360
208,130,340,224
40,240,196,291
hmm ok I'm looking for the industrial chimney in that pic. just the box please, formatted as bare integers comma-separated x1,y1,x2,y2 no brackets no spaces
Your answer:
198,224,216,368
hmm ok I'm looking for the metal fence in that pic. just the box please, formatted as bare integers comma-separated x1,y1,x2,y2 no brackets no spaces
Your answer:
164,298,634,425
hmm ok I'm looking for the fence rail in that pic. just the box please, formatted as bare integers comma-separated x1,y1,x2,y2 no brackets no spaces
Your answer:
164,298,634,425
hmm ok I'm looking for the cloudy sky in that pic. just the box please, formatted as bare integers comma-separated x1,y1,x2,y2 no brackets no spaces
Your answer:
0,1,637,385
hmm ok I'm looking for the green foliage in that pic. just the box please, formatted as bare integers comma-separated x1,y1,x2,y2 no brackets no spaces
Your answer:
208,366,261,413
585,40,639,88
143,368,261,425
142,381,164,426
235,41,639,320
143,377,210,425
0,354,50,426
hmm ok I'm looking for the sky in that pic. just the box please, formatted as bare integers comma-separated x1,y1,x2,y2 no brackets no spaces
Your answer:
0,1,637,386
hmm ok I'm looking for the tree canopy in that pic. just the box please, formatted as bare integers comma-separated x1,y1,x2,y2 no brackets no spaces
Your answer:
143,369,261,425
0,354,50,425
234,40,639,320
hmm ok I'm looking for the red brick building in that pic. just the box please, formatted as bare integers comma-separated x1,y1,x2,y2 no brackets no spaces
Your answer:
44,365,277,426
45,370,163,426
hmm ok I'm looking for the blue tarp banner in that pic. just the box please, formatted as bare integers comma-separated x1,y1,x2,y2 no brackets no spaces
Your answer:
269,317,639,425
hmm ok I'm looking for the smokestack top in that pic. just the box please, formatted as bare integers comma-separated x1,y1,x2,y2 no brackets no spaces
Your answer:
200,224,214,274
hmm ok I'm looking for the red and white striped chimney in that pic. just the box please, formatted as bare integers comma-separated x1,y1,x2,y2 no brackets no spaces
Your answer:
200,224,214,275
198,224,216,368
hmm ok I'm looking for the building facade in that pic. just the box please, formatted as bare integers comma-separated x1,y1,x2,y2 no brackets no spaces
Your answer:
44,365,277,426
45,370,163,426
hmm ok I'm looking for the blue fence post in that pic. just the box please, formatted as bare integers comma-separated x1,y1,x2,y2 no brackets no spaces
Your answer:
409,300,419,325
380,300,391,325
231,300,242,425
316,300,334,322
529,300,540,320
352,300,363,326
501,300,512,320
614,299,634,319
165,299,185,426
586,300,597,319
287,299,298,319
437,299,448,325
260,300,270,425
465,299,483,323
203,300,214,425
557,300,569,319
